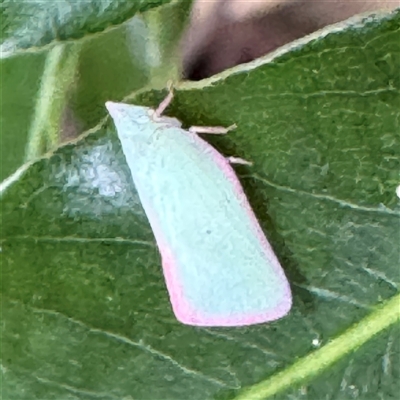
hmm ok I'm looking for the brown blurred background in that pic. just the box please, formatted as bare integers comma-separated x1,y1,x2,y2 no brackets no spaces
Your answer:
182,0,398,80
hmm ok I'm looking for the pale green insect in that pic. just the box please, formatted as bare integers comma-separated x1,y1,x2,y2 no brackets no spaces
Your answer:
106,91,291,326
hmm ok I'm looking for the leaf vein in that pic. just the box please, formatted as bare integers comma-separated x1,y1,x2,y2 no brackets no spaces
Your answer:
28,305,229,389
360,266,398,290
2,235,154,247
295,284,371,309
34,375,120,399
252,175,400,216
203,329,280,359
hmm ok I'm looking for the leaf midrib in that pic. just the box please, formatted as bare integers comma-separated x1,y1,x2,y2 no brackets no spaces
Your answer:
234,293,400,400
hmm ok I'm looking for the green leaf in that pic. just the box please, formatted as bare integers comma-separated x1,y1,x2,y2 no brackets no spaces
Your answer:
1,9,399,400
0,0,173,57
